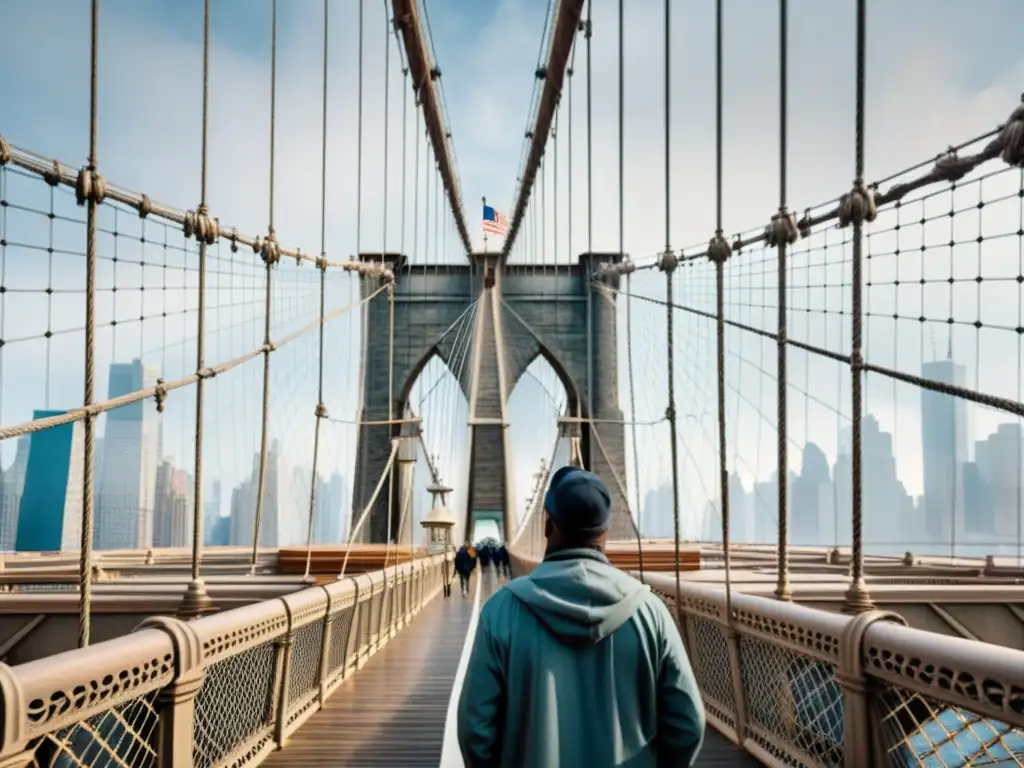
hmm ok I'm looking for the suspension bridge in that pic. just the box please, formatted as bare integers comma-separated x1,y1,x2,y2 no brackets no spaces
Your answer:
1,0,1024,765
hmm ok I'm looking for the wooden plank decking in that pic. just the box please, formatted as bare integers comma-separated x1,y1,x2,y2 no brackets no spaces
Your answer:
263,572,487,767
264,566,760,766
700,730,763,766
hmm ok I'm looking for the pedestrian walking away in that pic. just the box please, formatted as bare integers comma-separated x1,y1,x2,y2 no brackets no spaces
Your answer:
454,541,478,597
456,466,706,767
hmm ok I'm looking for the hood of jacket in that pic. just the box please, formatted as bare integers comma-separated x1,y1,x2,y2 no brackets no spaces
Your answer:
505,549,648,645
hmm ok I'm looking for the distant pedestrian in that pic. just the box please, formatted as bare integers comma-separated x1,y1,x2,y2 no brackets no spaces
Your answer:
454,542,477,597
496,543,511,579
477,542,493,572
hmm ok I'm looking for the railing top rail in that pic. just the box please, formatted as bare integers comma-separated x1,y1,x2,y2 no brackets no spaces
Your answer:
3,627,176,745
642,572,850,662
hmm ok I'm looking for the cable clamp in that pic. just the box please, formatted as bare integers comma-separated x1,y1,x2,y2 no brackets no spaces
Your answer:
764,208,799,248
75,166,108,207
657,248,678,273
184,205,219,244
837,181,877,228
707,233,732,265
154,378,168,413
998,93,1024,168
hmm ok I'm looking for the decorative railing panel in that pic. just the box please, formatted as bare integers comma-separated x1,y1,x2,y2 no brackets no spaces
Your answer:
325,605,356,687
687,615,738,728
0,553,451,768
510,553,1024,766
192,640,277,768
644,572,1024,767
738,634,844,767
285,621,323,715
28,691,161,768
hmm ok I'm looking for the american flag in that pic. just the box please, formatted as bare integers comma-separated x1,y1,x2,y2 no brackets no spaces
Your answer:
482,204,508,236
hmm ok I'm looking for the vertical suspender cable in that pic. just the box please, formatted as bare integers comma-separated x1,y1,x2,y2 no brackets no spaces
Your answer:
303,0,331,580
541,161,546,264
708,6,748,737
712,0,734,621
401,66,408,259
183,0,214,614
619,0,645,579
844,0,874,613
383,3,397,566
78,0,100,648
774,0,794,602
384,255,397,549
252,0,278,568
584,0,595,465
660,0,685,622
568,56,573,267
585,2,593,258
382,3,390,261
399,57,412,567
353,2,368,536
356,1,364,259
553,115,559,270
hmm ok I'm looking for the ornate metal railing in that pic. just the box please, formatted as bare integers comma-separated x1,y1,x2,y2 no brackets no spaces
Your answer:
0,553,450,768
508,553,1024,767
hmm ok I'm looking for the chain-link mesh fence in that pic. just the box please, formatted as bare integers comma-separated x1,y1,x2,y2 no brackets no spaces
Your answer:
192,640,277,768
28,691,160,768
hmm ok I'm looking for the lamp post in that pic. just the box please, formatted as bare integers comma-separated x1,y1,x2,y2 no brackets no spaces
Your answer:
421,481,456,597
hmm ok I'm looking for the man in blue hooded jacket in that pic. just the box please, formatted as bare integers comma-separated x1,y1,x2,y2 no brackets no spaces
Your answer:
457,466,705,767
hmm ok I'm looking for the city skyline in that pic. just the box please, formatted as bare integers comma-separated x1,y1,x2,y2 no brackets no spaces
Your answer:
1,340,1022,556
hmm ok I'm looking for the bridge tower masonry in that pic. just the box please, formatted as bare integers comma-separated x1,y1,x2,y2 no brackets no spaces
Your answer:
352,252,636,544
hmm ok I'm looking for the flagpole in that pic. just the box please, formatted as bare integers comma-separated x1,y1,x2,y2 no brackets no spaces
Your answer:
482,195,488,254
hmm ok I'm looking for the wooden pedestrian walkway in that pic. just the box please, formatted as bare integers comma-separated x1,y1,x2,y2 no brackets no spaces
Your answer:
262,566,759,766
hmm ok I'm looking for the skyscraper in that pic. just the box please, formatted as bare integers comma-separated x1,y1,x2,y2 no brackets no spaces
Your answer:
229,472,257,548
313,472,347,544
95,360,161,550
728,472,751,543
153,461,192,548
229,443,287,548
792,442,831,546
261,440,289,546
920,357,968,546
974,423,1022,539
640,483,673,538
203,479,221,546
0,434,31,550
16,412,84,552
833,416,915,553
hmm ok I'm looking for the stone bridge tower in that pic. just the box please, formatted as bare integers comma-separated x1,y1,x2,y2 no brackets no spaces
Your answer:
352,252,636,544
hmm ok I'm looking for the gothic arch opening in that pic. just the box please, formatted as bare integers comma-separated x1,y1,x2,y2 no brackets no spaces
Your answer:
507,353,573,530
402,351,469,545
